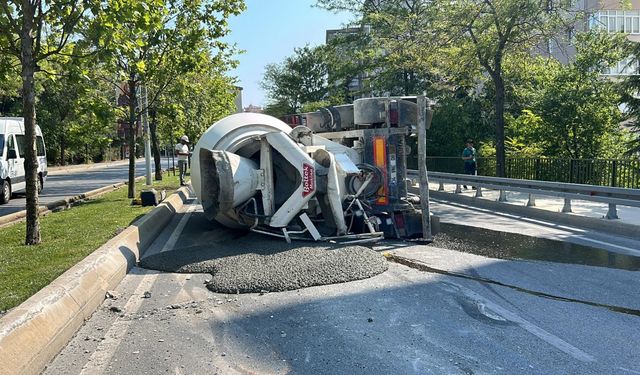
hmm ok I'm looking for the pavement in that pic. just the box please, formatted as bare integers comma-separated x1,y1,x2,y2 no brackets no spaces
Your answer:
434,183,640,225
6,166,640,374
42,197,640,375
0,186,190,375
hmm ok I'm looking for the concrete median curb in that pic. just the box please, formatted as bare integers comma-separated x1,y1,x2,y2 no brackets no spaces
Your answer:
0,186,191,375
429,190,640,240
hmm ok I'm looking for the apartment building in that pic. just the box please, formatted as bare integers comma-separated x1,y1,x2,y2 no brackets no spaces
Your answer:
550,0,640,74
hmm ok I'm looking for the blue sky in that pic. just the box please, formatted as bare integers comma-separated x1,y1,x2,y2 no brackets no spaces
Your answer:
224,0,353,107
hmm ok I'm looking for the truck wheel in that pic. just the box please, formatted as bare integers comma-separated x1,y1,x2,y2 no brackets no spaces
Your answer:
0,180,10,204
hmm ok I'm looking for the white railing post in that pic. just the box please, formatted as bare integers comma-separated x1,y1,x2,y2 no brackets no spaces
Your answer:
527,193,536,207
605,203,619,219
562,198,572,213
455,184,462,193
475,186,483,197
438,182,444,191
498,190,508,202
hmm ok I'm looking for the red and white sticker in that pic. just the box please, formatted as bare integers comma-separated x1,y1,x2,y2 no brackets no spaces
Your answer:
302,163,315,197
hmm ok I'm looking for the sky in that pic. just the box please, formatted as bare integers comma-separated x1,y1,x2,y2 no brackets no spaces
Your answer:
224,0,353,108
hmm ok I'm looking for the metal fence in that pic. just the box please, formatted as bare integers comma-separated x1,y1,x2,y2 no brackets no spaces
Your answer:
414,156,640,189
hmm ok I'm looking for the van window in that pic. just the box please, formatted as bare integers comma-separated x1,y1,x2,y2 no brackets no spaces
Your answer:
7,135,16,158
0,134,4,157
15,135,25,157
36,136,45,157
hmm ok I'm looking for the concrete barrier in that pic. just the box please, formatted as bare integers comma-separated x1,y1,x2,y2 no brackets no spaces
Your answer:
0,187,190,375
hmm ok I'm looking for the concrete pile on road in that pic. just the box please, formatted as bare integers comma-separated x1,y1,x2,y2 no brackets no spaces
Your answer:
140,237,388,293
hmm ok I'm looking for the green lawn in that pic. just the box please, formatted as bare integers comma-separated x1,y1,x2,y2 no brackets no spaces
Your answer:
0,174,181,312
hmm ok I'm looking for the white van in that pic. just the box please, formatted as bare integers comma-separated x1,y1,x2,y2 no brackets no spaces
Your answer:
0,117,48,204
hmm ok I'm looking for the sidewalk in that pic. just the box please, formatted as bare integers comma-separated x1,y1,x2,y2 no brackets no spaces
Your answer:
431,183,640,226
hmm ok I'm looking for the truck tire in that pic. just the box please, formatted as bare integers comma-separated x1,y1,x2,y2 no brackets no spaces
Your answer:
0,180,10,204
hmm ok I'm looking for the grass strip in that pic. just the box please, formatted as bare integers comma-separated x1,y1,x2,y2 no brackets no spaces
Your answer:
0,174,181,312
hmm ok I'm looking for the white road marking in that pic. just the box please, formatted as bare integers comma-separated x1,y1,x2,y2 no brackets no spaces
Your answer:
79,270,159,374
80,203,197,374
442,281,596,363
161,204,197,253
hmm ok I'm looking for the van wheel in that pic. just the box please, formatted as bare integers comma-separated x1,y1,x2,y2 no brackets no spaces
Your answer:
37,175,43,194
0,180,10,204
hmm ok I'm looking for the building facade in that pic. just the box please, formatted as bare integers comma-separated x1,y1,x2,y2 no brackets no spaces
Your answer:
550,0,640,74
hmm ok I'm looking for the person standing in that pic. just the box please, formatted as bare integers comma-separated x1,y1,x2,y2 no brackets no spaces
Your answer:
461,139,476,189
175,135,190,186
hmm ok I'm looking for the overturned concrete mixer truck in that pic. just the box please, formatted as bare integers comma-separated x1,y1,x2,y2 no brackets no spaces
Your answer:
191,96,434,243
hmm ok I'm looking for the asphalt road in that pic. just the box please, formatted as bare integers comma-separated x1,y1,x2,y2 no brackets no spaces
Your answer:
0,158,174,218
43,197,640,375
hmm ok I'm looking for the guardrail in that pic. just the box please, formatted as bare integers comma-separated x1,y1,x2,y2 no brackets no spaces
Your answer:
407,170,640,220
407,156,640,189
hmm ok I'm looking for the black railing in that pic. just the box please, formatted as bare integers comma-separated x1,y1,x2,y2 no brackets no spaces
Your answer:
416,156,640,189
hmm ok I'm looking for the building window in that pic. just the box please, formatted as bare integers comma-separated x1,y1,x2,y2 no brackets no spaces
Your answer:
591,10,640,35
603,57,640,76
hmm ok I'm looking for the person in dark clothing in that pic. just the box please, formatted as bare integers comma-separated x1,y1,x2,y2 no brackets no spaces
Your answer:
461,139,476,189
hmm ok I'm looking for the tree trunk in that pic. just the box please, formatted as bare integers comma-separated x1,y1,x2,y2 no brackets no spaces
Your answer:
60,133,66,166
149,110,162,180
127,76,137,198
20,0,41,245
493,73,506,178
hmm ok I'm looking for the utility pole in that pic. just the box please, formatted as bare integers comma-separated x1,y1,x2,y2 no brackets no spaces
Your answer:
417,95,433,242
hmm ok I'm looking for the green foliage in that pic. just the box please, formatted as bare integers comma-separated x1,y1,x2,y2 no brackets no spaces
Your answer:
263,99,295,118
37,57,117,164
88,0,245,197
427,89,493,157
506,31,627,159
155,63,237,146
621,35,640,156
261,45,329,113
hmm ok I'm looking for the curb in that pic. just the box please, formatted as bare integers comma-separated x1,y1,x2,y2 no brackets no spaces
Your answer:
429,190,640,240
0,187,191,375
0,176,146,228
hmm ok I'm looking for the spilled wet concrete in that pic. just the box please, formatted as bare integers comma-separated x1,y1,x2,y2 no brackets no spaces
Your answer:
427,223,640,271
141,232,387,293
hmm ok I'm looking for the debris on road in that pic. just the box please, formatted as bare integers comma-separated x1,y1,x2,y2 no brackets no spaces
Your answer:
105,291,118,300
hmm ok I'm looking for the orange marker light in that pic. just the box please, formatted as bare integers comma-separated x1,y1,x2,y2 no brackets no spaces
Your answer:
373,136,388,205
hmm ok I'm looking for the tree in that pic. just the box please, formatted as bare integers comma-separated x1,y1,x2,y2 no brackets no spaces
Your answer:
91,0,244,198
318,0,578,176
318,1,438,97
153,62,238,175
434,0,577,176
622,39,640,157
0,1,93,245
37,59,116,165
261,45,329,114
508,31,628,159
